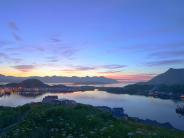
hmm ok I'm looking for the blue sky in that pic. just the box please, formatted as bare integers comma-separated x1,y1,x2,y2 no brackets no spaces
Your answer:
0,0,184,82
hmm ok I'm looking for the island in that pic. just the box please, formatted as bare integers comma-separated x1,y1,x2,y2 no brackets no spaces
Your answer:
0,79,96,96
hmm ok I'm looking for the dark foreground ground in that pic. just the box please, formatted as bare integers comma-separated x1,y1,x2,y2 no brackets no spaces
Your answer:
0,103,184,138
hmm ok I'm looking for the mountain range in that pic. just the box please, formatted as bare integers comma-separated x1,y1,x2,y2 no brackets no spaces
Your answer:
0,75,117,84
1,68,183,86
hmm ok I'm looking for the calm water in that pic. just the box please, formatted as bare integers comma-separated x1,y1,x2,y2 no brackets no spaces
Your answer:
0,90,184,130
47,82,130,87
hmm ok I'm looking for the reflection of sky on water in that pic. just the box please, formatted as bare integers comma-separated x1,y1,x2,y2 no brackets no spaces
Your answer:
47,82,131,87
0,90,184,130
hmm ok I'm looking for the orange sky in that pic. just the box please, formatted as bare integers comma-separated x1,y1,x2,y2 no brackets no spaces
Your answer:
0,67,155,83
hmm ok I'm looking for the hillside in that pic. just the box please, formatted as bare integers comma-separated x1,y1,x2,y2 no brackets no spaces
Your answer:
5,79,49,88
98,68,184,98
147,68,184,85
0,103,183,138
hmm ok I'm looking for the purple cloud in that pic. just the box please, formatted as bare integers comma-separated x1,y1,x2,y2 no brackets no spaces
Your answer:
12,32,22,41
51,37,61,43
150,50,184,58
50,34,62,43
110,41,184,55
98,70,122,74
100,65,127,69
66,64,127,71
46,56,59,63
0,40,12,46
52,38,61,43
73,66,96,71
0,53,22,63
146,59,184,66
8,21,23,41
0,53,9,59
12,65,35,72
8,21,19,31
59,47,79,59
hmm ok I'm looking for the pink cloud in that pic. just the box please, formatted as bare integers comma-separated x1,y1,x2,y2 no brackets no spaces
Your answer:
12,65,35,72
106,73,156,82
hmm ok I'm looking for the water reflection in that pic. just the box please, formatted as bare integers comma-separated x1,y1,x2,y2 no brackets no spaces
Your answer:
0,90,184,130
47,82,130,87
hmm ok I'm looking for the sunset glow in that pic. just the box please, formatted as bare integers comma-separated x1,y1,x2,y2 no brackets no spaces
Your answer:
0,0,184,83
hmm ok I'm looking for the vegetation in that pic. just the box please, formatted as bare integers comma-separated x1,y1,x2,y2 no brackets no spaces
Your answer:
99,68,184,98
0,105,30,129
98,84,154,95
0,103,184,138
99,84,184,97
155,84,184,94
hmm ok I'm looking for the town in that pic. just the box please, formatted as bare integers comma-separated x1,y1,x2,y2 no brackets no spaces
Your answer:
0,79,95,97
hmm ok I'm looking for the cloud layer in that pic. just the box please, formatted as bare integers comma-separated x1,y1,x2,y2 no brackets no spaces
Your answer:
12,65,35,72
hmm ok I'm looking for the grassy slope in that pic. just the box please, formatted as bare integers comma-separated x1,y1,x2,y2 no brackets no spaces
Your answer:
0,103,184,138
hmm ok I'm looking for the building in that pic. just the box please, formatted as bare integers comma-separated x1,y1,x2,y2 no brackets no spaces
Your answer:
42,96,58,104
42,96,77,106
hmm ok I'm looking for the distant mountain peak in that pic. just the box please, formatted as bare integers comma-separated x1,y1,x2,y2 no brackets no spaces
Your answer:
148,68,184,85
0,75,117,84
5,79,49,88
167,68,174,72
167,68,184,72
20,79,49,88
21,79,44,84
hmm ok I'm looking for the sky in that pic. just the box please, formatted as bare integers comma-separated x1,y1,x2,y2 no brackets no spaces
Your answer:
0,0,184,83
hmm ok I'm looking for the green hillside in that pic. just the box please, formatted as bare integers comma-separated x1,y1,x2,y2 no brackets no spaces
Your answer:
0,103,183,138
